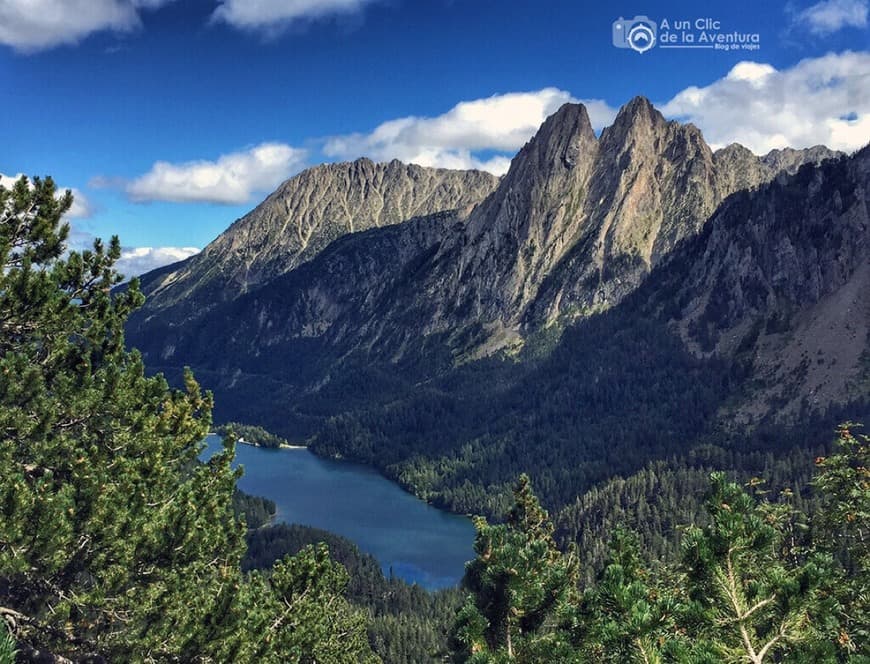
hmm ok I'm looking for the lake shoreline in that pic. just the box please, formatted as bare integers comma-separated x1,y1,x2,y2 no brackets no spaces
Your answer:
202,434,475,589
208,432,307,450
211,432,474,518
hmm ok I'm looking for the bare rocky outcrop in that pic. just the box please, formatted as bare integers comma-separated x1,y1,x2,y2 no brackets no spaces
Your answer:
131,158,499,327
128,98,860,424
353,97,841,344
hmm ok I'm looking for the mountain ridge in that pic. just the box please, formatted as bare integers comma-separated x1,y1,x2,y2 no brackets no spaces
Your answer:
124,99,866,521
129,97,849,373
131,158,500,329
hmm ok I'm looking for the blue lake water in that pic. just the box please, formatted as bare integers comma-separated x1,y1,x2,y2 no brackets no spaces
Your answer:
203,435,476,590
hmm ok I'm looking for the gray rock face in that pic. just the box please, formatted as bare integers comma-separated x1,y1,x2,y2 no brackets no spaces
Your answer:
713,143,844,196
674,145,868,339
130,97,851,378
519,101,841,330
644,145,869,419
360,97,842,346
446,103,600,326
521,97,721,326
133,158,499,326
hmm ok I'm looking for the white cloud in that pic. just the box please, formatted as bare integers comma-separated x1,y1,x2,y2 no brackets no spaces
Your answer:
1,172,94,219
0,0,174,53
323,89,617,175
726,62,777,87
125,143,307,204
794,0,868,35
66,188,95,219
0,172,23,189
114,246,199,278
212,0,379,32
661,52,870,154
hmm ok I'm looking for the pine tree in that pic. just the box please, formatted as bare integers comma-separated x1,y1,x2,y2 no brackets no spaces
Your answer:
451,475,580,663
680,472,829,663
811,423,869,658
577,529,689,663
0,176,376,662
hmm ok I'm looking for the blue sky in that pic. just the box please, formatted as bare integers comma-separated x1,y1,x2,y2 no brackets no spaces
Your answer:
1,0,868,276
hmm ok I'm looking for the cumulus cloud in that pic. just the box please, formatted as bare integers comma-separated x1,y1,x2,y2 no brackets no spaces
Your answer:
65,188,95,219
0,0,175,53
324,89,618,175
125,143,307,204
0,172,94,219
114,246,199,279
793,0,868,35
0,172,23,190
661,52,870,154
212,0,379,33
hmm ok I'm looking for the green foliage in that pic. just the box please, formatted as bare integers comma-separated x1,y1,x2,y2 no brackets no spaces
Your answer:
0,177,375,662
451,430,869,663
211,543,377,663
217,421,292,448
245,523,463,663
311,313,737,521
0,621,16,664
812,424,870,658
452,475,581,663
577,530,685,663
680,473,830,663
233,488,277,528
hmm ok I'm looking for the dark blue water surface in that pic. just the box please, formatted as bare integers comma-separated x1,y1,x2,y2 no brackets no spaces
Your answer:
203,435,475,589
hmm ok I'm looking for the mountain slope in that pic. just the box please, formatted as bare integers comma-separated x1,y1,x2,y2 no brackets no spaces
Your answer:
125,100,865,520
129,159,499,329
130,98,843,374
308,145,869,517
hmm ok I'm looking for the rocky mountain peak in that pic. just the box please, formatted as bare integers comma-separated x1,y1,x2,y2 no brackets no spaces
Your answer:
473,102,598,223
600,96,668,147
509,102,597,174
615,95,660,123
761,145,843,173
713,143,844,196
441,103,600,329
130,159,499,328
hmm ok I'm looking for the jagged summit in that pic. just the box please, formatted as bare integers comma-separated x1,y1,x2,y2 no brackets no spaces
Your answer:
131,158,499,328
130,96,848,373
609,95,662,126
508,102,597,172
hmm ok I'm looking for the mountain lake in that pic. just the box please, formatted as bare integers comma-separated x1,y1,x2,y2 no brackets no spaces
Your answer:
202,434,476,589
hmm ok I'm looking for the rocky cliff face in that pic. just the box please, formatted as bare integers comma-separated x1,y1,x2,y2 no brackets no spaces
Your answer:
653,145,870,420
353,97,841,348
675,148,868,335
131,159,499,327
519,97,722,327
128,98,856,426
508,100,843,331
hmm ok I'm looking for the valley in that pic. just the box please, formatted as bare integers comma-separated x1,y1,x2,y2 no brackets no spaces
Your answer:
126,99,869,547
3,22,868,657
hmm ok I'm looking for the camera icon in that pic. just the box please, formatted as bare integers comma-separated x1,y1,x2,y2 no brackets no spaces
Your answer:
612,16,657,54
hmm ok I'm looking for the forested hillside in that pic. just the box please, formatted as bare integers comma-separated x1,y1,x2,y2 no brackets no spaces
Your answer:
245,524,463,663
451,433,869,663
235,428,870,663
